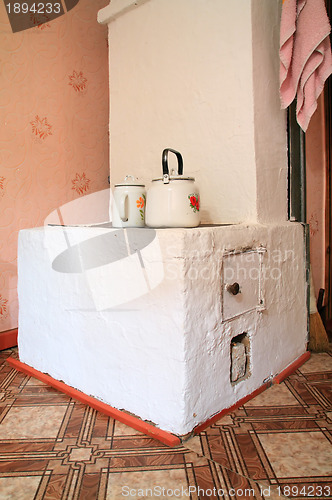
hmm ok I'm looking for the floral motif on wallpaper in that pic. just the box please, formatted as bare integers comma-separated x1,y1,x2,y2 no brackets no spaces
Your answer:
29,12,51,29
36,21,51,30
69,70,87,93
0,176,5,197
30,115,53,140
72,173,91,195
0,295,8,320
309,212,319,237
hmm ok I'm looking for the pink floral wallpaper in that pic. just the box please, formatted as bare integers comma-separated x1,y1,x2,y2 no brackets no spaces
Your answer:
0,0,109,332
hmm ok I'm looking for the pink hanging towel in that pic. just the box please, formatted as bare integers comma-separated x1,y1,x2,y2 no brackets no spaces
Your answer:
280,0,332,131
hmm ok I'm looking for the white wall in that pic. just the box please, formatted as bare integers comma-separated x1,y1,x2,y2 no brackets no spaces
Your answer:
100,0,287,225
251,0,288,223
105,0,257,223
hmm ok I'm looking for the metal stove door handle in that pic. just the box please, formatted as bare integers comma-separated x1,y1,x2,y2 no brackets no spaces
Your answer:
226,282,240,295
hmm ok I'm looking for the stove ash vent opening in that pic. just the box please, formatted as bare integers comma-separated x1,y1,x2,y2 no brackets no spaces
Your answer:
230,332,251,384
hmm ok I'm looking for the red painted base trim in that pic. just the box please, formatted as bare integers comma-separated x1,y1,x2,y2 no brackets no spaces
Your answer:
0,328,18,351
273,351,311,384
193,382,270,435
7,357,181,448
194,351,311,434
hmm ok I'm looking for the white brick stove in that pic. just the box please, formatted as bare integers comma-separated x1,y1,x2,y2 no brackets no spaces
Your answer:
17,0,308,436
18,222,307,435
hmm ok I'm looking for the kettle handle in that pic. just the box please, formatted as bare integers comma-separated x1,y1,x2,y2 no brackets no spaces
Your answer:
162,148,183,176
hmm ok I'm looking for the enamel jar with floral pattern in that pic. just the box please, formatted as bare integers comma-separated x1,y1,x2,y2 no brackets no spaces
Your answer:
145,149,200,228
112,176,146,228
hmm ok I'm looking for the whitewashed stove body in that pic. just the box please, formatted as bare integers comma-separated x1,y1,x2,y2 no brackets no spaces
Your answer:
18,0,308,436
18,222,307,436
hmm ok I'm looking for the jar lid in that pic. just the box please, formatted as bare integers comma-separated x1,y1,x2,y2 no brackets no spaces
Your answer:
114,175,145,187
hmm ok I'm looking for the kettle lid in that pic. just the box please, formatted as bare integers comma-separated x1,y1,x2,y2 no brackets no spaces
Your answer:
151,175,195,182
114,175,145,187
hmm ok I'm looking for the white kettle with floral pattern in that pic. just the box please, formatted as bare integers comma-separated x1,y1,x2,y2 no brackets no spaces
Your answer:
145,148,200,228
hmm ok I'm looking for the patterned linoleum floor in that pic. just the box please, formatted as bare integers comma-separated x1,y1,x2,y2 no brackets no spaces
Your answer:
0,349,331,500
